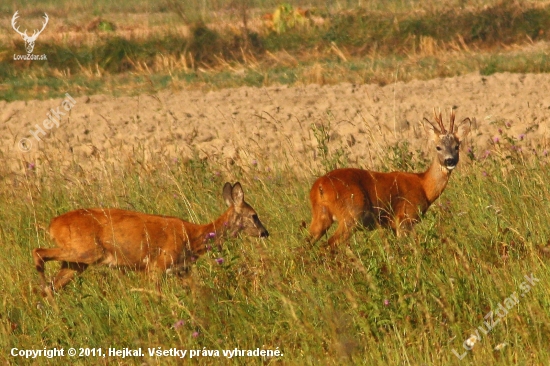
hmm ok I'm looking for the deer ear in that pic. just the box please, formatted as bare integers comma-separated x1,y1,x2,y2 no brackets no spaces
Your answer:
231,182,245,206
422,118,439,141
223,182,233,207
456,118,472,141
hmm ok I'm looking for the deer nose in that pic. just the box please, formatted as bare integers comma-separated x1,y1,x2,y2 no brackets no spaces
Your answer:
444,158,457,166
260,229,269,238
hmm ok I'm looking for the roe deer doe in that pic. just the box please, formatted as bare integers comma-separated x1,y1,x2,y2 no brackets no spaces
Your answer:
306,109,471,247
33,182,268,293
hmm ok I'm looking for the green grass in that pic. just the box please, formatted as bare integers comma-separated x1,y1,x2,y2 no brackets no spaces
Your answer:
0,0,524,17
3,46,550,101
2,0,550,364
3,1,550,100
1,140,549,365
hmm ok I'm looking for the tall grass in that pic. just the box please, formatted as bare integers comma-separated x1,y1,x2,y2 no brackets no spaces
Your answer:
2,1,550,100
1,139,549,365
2,1,550,364
0,0,520,17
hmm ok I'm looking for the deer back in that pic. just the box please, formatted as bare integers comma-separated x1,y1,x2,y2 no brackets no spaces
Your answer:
49,208,193,269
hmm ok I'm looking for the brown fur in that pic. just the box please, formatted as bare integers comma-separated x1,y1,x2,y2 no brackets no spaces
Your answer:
32,182,268,293
307,109,471,247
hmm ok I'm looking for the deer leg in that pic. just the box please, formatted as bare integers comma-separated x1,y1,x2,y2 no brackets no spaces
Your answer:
154,250,178,272
53,262,88,291
327,219,354,248
307,205,333,245
165,258,192,278
394,205,419,237
32,248,48,289
33,247,102,291
398,219,417,237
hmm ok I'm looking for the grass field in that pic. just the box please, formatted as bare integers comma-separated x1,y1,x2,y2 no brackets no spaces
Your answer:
1,140,550,364
2,0,550,365
2,1,550,100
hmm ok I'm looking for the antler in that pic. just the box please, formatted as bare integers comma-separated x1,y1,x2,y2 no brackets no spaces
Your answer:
432,107,446,134
11,11,27,38
449,108,456,133
423,117,439,133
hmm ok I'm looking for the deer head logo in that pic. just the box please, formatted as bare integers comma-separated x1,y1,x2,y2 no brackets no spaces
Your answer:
11,11,49,54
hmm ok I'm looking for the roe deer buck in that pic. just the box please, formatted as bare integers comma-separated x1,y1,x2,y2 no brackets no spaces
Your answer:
33,182,268,293
306,109,471,247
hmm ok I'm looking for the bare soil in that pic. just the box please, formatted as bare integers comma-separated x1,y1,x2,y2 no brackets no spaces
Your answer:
2,72,549,176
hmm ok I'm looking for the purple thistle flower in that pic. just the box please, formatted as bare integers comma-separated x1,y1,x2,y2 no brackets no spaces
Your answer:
383,299,390,307
28,162,35,170
544,150,548,156
493,136,499,143
208,232,216,239
192,331,199,338
482,171,488,177
173,320,185,329
252,159,258,166
190,256,197,262
518,134,525,141
215,257,224,265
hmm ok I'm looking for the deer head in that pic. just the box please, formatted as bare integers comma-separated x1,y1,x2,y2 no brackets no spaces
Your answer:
423,108,471,172
11,11,49,54
222,182,269,238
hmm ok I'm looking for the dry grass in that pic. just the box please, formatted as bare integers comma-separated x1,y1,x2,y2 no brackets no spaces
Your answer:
3,0,550,101
1,133,549,364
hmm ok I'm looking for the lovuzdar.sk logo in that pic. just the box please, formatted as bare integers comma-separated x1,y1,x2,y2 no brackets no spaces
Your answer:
11,10,48,61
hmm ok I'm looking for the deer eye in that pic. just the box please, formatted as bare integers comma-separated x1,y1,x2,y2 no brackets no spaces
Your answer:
436,146,442,151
